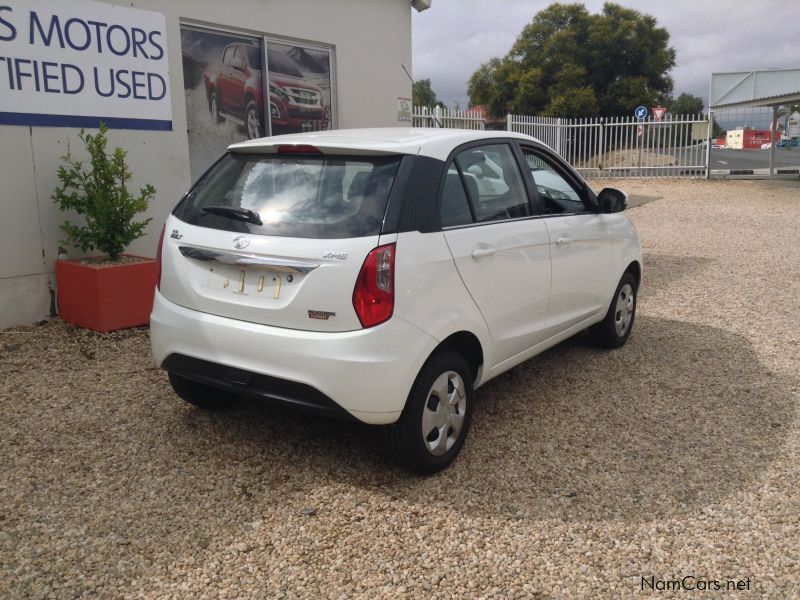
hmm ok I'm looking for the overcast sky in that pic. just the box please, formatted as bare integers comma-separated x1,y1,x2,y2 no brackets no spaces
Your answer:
412,0,800,112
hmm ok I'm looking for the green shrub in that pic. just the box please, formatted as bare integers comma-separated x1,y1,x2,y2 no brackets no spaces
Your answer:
52,123,155,261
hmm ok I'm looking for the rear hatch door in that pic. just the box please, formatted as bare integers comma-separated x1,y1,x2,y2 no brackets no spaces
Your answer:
160,150,402,332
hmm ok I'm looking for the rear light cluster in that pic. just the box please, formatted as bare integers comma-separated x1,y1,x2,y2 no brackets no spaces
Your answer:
155,224,166,290
276,144,322,155
352,243,395,328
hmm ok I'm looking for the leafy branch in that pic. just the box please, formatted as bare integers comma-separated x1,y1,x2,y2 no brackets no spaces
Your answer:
52,123,155,261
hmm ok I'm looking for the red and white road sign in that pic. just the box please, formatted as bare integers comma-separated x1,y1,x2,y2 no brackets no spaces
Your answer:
637,124,643,136
652,106,667,122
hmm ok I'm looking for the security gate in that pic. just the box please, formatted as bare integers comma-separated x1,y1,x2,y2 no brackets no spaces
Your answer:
508,114,710,178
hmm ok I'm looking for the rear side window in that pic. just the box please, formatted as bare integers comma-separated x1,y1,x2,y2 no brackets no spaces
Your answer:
174,153,402,238
454,144,530,223
440,165,474,228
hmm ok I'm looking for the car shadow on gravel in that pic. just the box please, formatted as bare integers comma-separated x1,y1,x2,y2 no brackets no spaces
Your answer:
436,315,795,522
184,314,794,524
639,253,714,293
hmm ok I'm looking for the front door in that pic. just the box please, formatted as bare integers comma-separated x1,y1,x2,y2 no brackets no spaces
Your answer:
520,146,613,333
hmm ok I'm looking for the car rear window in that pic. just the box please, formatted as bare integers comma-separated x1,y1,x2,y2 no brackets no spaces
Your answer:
174,153,402,239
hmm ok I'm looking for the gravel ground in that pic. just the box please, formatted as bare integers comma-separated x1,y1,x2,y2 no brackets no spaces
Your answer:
1,179,799,598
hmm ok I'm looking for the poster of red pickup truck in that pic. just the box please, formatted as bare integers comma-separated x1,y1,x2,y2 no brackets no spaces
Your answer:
180,25,333,181
266,41,332,136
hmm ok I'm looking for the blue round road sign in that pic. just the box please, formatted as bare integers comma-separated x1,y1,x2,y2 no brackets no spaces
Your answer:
635,105,648,120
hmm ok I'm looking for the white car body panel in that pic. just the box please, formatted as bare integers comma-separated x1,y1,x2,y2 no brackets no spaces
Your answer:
542,213,614,333
159,215,374,332
389,230,493,380
151,289,435,424
229,127,537,162
443,218,552,362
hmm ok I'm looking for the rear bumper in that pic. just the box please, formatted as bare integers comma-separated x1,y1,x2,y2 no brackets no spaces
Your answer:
162,353,356,421
150,291,436,424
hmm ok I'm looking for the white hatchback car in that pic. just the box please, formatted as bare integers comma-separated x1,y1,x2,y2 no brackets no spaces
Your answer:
151,128,642,473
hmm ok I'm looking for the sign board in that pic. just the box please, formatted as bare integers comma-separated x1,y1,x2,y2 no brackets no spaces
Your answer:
652,106,666,122
634,105,648,120
0,0,172,130
691,121,709,141
397,97,411,122
637,124,643,137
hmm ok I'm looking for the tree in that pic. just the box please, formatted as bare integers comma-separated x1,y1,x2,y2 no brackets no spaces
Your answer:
412,78,445,109
669,93,704,116
467,2,676,118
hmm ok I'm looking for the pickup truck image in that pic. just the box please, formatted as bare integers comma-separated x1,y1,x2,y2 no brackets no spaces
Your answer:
203,42,328,139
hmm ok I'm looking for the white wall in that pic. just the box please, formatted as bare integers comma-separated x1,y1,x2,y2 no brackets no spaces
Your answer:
0,0,412,329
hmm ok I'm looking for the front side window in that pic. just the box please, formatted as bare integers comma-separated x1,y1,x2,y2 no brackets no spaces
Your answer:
222,46,234,65
522,149,586,214
231,46,244,70
454,144,530,223
174,153,401,238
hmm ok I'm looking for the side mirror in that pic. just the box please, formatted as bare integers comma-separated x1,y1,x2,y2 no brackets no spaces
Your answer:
597,187,628,213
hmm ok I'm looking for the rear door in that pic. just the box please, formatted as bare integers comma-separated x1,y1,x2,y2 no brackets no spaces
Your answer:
441,142,552,363
160,150,402,332
519,145,613,333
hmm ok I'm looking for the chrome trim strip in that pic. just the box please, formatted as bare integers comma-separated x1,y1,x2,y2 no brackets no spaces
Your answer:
441,211,590,231
178,245,320,274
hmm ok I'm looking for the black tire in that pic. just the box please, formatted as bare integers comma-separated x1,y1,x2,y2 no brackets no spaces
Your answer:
209,90,223,123
384,350,474,475
168,372,237,409
590,271,638,349
244,99,262,139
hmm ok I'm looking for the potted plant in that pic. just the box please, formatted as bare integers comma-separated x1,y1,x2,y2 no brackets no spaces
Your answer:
52,123,157,332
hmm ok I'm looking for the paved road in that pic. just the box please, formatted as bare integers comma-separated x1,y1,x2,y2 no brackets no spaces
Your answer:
578,146,799,175
708,148,799,171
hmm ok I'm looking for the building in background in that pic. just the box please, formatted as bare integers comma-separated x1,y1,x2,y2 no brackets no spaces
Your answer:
0,0,428,328
785,112,800,139
725,128,775,149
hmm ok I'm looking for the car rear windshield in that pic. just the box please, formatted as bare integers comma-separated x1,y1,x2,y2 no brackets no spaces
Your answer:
174,152,402,239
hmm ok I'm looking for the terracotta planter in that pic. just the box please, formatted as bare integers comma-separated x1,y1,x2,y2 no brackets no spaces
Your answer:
55,254,157,332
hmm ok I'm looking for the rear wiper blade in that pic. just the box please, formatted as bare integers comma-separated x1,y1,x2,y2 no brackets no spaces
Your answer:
201,205,262,226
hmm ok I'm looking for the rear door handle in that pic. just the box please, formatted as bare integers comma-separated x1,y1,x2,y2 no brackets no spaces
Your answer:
471,246,496,259
556,236,572,246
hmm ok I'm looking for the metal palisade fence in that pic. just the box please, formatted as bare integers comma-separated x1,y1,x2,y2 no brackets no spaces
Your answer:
412,106,485,130
507,114,710,178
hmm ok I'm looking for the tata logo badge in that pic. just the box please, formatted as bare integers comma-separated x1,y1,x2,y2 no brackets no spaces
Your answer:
232,236,250,250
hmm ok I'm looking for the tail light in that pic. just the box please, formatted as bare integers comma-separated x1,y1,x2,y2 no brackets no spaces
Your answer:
155,224,166,290
277,144,322,154
352,243,395,328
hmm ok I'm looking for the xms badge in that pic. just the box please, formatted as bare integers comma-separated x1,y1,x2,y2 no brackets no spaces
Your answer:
308,310,336,320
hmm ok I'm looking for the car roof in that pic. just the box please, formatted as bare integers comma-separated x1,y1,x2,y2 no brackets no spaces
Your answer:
228,128,542,161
